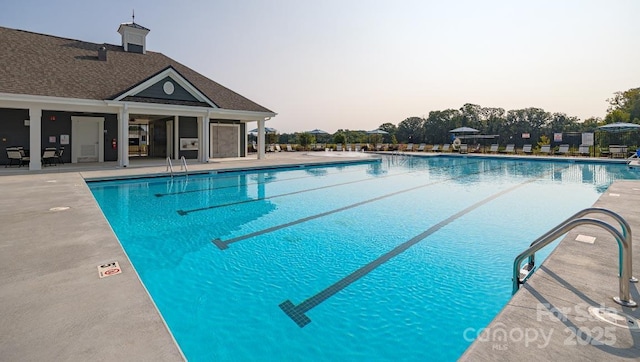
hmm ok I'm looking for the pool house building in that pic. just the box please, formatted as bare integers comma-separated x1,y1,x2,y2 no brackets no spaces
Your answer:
0,22,276,170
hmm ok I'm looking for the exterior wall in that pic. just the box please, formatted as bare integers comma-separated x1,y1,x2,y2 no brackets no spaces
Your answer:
136,77,199,102
41,111,118,163
0,108,30,165
178,116,198,159
2,105,261,166
0,108,118,165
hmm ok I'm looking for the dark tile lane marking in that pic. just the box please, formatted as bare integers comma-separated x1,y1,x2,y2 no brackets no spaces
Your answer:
279,165,571,327
177,168,432,216
212,161,499,249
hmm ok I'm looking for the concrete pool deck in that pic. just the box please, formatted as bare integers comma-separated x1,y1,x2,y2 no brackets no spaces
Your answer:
1,151,638,360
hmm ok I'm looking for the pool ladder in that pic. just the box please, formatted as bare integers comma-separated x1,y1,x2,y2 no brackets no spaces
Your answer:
513,207,638,307
166,156,189,178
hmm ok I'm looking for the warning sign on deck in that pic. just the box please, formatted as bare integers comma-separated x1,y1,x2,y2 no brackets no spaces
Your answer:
98,261,122,278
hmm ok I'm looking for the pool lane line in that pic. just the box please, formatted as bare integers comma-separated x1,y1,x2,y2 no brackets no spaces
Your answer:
182,159,485,216
154,167,368,198
176,165,439,216
278,165,571,328
212,160,500,250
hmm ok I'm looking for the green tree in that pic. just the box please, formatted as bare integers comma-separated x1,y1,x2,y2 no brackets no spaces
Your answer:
424,109,459,144
606,87,640,123
397,117,424,143
298,132,313,150
504,108,550,147
267,133,279,145
605,109,631,124
378,122,397,143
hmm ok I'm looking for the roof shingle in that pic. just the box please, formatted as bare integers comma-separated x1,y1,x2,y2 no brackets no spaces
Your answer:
0,26,273,113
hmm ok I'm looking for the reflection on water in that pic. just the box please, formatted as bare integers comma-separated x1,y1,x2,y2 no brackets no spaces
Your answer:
90,173,277,268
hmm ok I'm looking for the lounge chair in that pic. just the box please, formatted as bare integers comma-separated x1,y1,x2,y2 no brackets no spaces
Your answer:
555,144,570,156
610,145,628,158
346,143,352,151
441,144,450,152
489,144,499,153
459,144,468,154
275,144,282,152
578,145,590,157
539,145,551,155
416,143,426,152
355,144,362,152
42,148,58,166
336,144,343,151
405,143,414,152
431,144,440,152
522,144,533,155
501,144,515,154
6,147,29,167
56,146,64,164
286,144,294,152
375,143,383,151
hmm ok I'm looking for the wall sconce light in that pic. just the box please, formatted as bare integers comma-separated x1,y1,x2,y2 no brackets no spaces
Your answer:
24,120,30,126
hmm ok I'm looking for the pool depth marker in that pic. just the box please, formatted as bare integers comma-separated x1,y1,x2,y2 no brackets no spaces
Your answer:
279,165,571,327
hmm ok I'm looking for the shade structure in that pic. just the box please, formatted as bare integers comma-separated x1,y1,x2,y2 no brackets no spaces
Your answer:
308,129,329,135
366,129,389,135
249,127,277,134
449,126,479,133
597,122,640,133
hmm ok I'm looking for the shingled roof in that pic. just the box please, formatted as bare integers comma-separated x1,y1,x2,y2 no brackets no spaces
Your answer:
0,26,273,113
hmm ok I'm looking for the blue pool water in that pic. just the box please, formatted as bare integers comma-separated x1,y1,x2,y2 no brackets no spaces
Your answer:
88,156,640,361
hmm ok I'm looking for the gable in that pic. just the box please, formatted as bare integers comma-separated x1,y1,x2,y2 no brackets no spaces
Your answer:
112,66,217,108
135,76,200,102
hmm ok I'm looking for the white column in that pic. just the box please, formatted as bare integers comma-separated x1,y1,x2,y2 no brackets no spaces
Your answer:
244,123,249,158
28,108,42,170
118,105,129,167
257,119,265,160
201,112,210,162
173,116,179,161
197,116,202,161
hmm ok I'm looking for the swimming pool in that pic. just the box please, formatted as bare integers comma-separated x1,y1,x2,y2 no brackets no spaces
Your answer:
88,156,640,361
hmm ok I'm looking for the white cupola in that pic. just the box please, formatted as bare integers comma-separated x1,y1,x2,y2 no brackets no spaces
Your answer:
117,18,150,54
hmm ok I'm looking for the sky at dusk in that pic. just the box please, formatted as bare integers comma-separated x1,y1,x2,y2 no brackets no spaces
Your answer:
2,0,639,133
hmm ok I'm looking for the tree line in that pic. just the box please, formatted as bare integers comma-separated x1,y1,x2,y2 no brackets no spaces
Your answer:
274,87,640,147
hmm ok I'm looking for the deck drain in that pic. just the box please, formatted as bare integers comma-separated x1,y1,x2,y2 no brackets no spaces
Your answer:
46,180,57,183
609,193,620,197
575,234,596,244
97,261,121,278
49,206,70,211
588,307,640,331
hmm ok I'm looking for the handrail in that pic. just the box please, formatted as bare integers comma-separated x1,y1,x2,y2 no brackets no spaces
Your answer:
513,210,636,308
180,156,188,175
166,157,174,177
526,208,635,283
